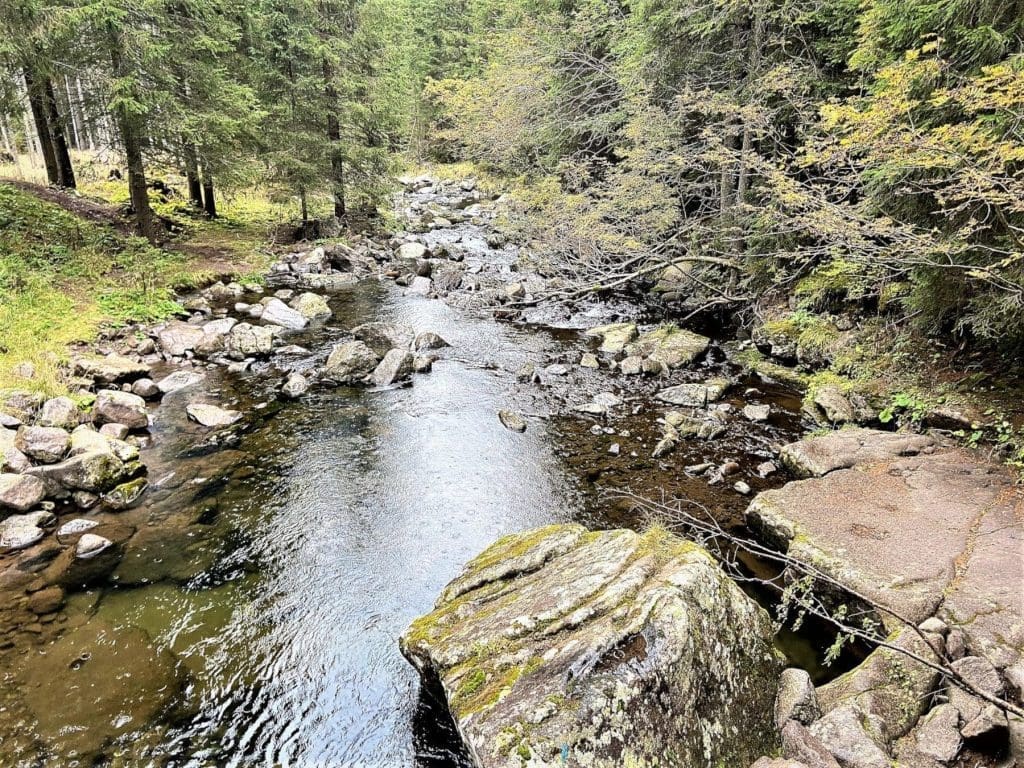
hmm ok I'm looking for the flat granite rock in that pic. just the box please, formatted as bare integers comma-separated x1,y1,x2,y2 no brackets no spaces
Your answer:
778,427,936,478
401,524,782,768
747,430,1023,672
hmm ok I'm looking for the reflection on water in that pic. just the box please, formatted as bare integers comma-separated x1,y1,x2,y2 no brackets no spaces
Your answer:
86,280,583,766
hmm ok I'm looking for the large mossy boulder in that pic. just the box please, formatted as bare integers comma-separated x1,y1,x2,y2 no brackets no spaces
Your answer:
400,524,783,768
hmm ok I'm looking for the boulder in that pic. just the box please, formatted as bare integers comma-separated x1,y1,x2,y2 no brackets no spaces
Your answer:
2,446,31,473
400,525,783,768
15,426,70,463
809,705,890,768
0,509,54,550
290,292,332,320
584,322,638,354
744,404,772,422
93,389,148,430
72,353,150,383
913,704,962,763
409,276,432,295
131,378,160,399
261,297,309,330
624,325,710,368
38,396,81,430
397,241,428,260
414,331,449,352
780,721,841,768
300,273,359,291
156,370,204,394
25,450,130,493
776,668,821,728
186,403,242,428
194,317,238,356
352,322,415,356
0,473,46,512
324,341,379,384
371,349,414,387
812,386,856,425
656,377,731,407
225,322,275,360
157,321,206,357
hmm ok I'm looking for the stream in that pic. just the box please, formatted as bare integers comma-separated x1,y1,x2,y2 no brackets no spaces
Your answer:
0,184,824,767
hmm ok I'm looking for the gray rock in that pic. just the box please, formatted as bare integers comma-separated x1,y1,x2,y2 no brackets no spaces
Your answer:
131,378,160,399
157,321,206,357
38,397,81,430
778,428,935,479
261,298,309,330
0,509,55,550
400,524,783,768
960,703,1007,740
186,403,241,428
72,353,150,383
1,446,31,474
413,354,435,373
57,518,100,537
156,370,204,394
545,363,569,376
26,450,129,493
396,241,428,260
414,332,449,352
734,481,752,495
76,532,113,559
352,322,415,356
580,353,600,369
624,325,710,368
752,760,812,768
94,389,148,430
619,355,644,375
780,721,841,768
914,704,961,763
408,276,432,295
656,378,731,407
584,322,638,354
498,410,527,432
225,322,275,359
281,373,309,399
16,426,70,463
324,341,379,384
744,404,772,422
810,705,890,768
0,473,46,512
290,292,332,319
371,350,414,387
300,273,359,291
776,668,821,728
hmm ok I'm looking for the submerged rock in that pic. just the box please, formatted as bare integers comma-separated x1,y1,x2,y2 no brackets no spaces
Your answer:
186,403,242,428
352,321,415,356
400,524,782,768
281,372,309,399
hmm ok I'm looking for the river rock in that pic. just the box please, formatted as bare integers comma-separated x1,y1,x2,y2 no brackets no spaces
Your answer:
186,403,241,428
290,292,332,320
25,450,129,493
225,322,275,359
744,403,771,422
780,721,841,768
156,370,204,395
584,322,638,354
656,377,731,407
27,584,64,615
0,473,46,512
624,325,710,368
371,349,414,387
72,353,150,383
619,355,643,375
194,317,238,356
281,372,309,399
776,668,821,728
158,321,206,357
93,389,148,429
414,331,449,351
13,620,184,760
57,518,99,538
497,409,527,433
778,428,935,478
409,276,432,295
352,322,415,356
1,446,31,474
300,273,359,291
324,341,379,383
397,241,429,260
0,510,54,550
400,525,782,768
131,377,160,399
15,426,70,463
261,297,309,330
38,396,81,430
76,532,113,559
811,386,856,424
914,703,962,763
809,705,890,768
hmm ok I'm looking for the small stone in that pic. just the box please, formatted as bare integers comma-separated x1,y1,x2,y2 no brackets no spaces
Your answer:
57,518,100,537
743,404,771,422
156,370,204,395
131,378,160,399
505,282,525,300
499,410,527,433
414,332,449,351
99,423,129,441
281,373,309,399
580,353,600,369
371,349,415,387
608,443,620,456
721,461,741,476
652,437,677,458
71,491,99,509
75,533,112,559
516,362,539,383
734,481,752,495
290,292,332,320
619,356,644,376
686,463,714,475
545,364,569,376
186,403,242,428
413,355,435,373
757,461,778,478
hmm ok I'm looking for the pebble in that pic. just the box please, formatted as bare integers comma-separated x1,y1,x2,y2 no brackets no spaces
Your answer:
733,481,752,495
608,443,620,456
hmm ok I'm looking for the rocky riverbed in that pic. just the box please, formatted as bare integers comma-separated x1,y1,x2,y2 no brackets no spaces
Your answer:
0,177,1020,767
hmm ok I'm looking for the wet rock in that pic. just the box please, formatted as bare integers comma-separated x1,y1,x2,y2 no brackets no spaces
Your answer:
103,477,147,510
157,321,206,357
371,349,414,387
397,241,429,260
38,396,81,430
57,518,100,538
400,525,783,768
0,510,55,550
744,404,771,422
27,584,64,615
0,473,46,512
778,428,936,479
76,532,113,559
505,282,525,300
414,331,449,351
300,272,359,291
413,354,435,373
72,490,99,509
324,341,380,384
93,389,148,430
624,325,710,369
186,403,242,428
656,377,731,407
225,322,275,359
545,363,569,377
261,297,309,330
131,377,160,399
290,292,332,319
13,620,184,760
498,410,527,432
72,353,150,384
281,372,309,399
26,450,129,493
194,317,238,356
352,321,415,357
652,435,677,458
156,370,204,394
584,322,638,354
516,362,539,383
15,426,70,463
734,480,752,495
408,276,433,295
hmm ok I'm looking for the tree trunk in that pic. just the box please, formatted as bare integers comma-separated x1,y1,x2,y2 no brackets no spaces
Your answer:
108,30,158,241
299,187,308,223
183,144,204,208
201,170,216,218
324,56,345,218
44,77,76,188
0,118,12,155
75,77,95,150
736,6,766,206
23,69,59,185
64,76,81,150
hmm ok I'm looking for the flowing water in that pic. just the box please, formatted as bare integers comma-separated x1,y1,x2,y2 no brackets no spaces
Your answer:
0,196,826,767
